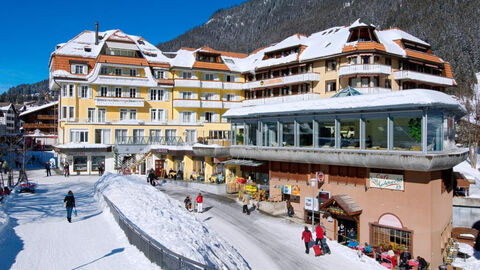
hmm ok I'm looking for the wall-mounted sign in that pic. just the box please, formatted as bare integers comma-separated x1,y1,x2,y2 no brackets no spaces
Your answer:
369,173,404,191
304,197,319,211
282,185,292,194
292,185,300,196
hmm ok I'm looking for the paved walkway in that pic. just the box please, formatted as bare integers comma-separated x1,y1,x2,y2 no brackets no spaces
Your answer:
0,169,157,270
158,182,382,270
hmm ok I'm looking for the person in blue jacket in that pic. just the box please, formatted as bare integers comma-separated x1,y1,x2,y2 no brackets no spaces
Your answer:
64,190,75,223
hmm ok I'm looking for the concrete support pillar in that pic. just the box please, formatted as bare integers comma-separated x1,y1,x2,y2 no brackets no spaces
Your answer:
183,155,193,180
205,156,213,182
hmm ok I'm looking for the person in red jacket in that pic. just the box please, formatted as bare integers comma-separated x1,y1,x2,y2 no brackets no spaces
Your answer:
196,193,203,213
315,223,324,245
301,226,313,254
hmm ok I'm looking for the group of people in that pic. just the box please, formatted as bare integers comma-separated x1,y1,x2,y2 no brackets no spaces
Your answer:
183,193,203,213
301,224,330,255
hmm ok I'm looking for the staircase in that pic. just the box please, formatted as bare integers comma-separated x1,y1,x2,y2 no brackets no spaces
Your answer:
118,151,152,175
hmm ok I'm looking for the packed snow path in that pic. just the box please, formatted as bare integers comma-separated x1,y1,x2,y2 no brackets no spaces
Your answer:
158,182,385,270
0,169,158,270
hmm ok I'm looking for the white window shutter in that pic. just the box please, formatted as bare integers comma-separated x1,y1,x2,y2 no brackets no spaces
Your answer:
83,65,88,74
73,85,76,97
165,90,170,101
122,88,127,97
163,109,168,122
214,74,219,81
136,89,140,98
179,111,184,122
192,92,198,99
214,93,220,100
191,112,197,122
70,65,75,74
213,113,219,122
88,87,92,98
200,112,205,122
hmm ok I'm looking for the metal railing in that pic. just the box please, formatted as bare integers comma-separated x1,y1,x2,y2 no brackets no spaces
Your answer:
102,195,214,270
115,136,190,145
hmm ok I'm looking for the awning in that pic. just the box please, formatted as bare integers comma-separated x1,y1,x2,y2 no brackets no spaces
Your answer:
222,159,263,167
106,41,138,51
54,143,112,153
319,194,362,216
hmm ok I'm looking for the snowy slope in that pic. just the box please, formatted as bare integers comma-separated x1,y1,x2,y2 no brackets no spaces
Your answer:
95,173,250,270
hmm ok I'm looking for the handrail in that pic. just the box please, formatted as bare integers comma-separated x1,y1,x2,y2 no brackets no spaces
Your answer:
102,195,214,270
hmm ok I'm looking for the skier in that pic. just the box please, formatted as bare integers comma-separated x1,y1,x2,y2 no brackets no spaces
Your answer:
301,226,313,254
184,196,192,210
64,161,70,177
45,161,51,176
63,190,76,223
242,193,250,215
196,193,203,213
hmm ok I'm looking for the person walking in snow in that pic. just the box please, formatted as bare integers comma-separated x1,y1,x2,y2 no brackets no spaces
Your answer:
315,223,324,246
184,196,192,210
45,161,51,176
196,193,203,213
64,161,70,177
2,160,7,174
63,190,76,223
301,226,313,254
242,193,250,215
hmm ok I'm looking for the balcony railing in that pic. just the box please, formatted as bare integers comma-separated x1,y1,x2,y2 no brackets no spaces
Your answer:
394,70,454,86
174,79,201,88
37,115,57,120
223,82,243,90
244,72,321,89
115,136,189,145
338,64,391,76
242,93,321,106
222,101,243,109
173,99,201,108
201,81,223,89
95,97,145,107
354,87,392,94
23,123,56,129
201,100,223,109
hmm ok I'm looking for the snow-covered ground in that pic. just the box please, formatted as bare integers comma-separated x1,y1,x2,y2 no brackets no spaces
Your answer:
452,242,480,270
95,173,250,270
454,159,480,198
157,181,385,270
0,169,158,270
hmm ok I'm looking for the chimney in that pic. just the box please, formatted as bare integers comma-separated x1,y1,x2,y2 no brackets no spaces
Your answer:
95,22,99,45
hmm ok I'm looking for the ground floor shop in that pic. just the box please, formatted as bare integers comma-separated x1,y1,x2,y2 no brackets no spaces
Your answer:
265,161,454,268
54,144,114,175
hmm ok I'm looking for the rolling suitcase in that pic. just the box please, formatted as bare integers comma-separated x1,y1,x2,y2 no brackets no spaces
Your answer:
313,244,322,256
322,239,331,254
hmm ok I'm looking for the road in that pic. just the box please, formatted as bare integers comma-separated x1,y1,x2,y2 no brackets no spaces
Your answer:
158,182,383,270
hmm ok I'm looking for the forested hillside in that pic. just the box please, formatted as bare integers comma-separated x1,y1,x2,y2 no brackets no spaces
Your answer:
0,79,48,103
158,0,480,94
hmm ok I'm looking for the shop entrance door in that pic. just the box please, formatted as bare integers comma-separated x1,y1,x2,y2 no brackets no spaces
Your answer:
336,217,358,245
155,160,164,176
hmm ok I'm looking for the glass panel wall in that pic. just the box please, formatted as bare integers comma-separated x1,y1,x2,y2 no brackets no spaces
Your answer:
246,122,258,146
232,123,244,145
365,116,388,150
340,119,360,149
315,119,335,148
392,114,422,151
298,120,313,147
281,121,295,147
262,121,278,147
427,113,443,151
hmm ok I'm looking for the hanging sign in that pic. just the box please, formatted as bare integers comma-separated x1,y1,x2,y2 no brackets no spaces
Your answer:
291,185,300,196
304,197,319,211
369,173,404,191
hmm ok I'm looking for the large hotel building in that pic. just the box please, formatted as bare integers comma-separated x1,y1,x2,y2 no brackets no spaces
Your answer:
49,20,464,267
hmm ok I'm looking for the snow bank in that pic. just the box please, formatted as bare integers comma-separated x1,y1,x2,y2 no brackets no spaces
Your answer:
0,204,7,231
94,173,250,270
452,242,480,270
454,160,480,198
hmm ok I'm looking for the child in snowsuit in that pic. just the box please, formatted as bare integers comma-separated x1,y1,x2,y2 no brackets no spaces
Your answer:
184,196,192,210
196,193,203,213
242,193,250,215
64,190,75,223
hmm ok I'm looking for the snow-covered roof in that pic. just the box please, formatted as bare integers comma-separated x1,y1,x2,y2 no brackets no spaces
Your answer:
224,89,465,118
379,28,429,46
19,101,58,116
52,30,169,63
170,49,196,69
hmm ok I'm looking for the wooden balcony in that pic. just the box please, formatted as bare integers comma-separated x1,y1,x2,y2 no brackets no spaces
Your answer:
23,123,57,129
37,115,57,120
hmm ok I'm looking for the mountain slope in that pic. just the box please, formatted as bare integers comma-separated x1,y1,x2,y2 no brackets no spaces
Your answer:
0,79,49,103
158,0,480,93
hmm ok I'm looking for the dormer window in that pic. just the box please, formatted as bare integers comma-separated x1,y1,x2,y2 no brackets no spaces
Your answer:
71,64,87,75
196,53,222,63
129,69,137,76
154,70,167,79
347,26,379,43
264,46,300,60
402,41,429,53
